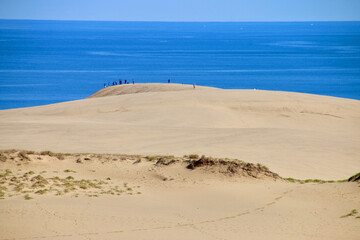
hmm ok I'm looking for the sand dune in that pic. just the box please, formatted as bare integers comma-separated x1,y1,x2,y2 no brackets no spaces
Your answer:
89,83,213,98
1,84,360,240
0,151,359,240
1,84,359,179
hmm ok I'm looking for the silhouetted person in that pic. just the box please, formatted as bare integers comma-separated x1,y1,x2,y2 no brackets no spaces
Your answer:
132,79,134,84
168,79,170,83
104,83,106,88
119,79,122,85
125,79,127,84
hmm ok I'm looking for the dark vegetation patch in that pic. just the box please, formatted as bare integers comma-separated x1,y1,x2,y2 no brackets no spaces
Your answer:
348,172,360,182
155,158,178,166
185,155,280,179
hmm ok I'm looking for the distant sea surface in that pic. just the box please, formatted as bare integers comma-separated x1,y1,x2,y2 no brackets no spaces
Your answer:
0,20,359,109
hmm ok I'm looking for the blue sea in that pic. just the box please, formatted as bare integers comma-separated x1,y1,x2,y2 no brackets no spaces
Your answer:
0,20,360,110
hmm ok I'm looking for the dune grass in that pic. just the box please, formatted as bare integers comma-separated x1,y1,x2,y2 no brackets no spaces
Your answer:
341,209,358,218
0,167,140,200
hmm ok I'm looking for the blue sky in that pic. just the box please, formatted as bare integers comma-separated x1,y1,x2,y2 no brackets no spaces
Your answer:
0,0,359,22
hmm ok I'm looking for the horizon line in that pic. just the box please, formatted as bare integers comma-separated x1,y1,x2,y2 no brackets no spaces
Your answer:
1,18,360,23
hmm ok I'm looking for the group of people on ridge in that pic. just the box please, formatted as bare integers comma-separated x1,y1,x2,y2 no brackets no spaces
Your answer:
104,79,137,88
104,78,172,88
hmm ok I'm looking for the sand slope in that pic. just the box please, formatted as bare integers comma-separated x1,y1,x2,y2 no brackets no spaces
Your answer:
1,83,360,179
88,83,213,98
1,84,360,240
0,151,359,240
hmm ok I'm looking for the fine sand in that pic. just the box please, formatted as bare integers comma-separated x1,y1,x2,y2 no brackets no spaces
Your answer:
1,83,359,179
0,150,359,240
0,83,359,240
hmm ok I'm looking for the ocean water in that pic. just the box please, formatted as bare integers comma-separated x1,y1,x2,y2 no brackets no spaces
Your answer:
0,20,359,110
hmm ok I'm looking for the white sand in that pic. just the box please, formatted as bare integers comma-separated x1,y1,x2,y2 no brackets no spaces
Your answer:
1,84,359,179
0,84,359,240
0,152,359,240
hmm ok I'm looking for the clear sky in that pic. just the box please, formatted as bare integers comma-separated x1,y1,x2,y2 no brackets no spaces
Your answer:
0,0,359,22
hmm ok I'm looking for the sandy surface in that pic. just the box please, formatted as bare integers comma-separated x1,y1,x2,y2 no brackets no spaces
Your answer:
1,83,359,179
88,83,214,98
0,151,359,240
0,84,360,240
